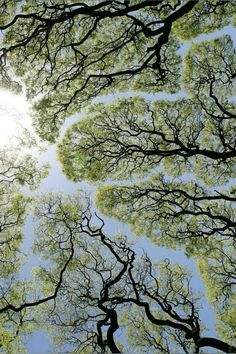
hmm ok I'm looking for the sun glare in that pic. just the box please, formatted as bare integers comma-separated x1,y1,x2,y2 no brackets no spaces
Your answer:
0,90,32,147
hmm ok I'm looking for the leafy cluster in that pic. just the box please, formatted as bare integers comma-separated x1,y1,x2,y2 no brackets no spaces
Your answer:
0,1,235,353
56,5,236,353
31,193,234,354
0,143,50,352
0,1,234,141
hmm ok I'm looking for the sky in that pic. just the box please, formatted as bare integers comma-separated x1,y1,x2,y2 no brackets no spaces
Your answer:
0,23,235,354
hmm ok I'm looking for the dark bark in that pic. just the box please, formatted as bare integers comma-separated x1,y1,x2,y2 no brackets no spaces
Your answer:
197,337,236,353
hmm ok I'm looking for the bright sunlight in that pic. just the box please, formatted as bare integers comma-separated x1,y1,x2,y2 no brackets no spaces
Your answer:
0,90,31,146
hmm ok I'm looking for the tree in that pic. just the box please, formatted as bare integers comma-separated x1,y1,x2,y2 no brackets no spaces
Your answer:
31,192,236,353
0,1,236,352
58,34,236,183
0,144,48,351
0,1,235,141
0,143,49,276
56,22,236,349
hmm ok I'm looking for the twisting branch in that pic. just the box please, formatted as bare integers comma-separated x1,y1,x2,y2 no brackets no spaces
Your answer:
31,193,236,353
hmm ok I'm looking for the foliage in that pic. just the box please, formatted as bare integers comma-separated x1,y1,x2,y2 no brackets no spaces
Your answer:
172,1,235,40
0,1,235,352
56,9,236,350
0,140,53,352
0,1,234,141
32,192,236,353
58,34,236,184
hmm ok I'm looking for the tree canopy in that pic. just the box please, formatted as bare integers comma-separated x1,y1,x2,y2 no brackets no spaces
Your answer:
58,34,236,183
0,1,235,141
31,192,236,353
55,3,236,351
0,0,236,353
0,143,50,352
